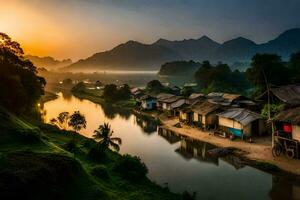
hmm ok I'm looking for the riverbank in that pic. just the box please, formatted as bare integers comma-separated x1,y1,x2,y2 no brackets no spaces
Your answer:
160,116,300,176
0,108,185,200
72,90,137,108
41,91,58,103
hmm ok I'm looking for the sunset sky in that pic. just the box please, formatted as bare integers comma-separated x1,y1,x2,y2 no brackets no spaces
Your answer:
1,0,300,61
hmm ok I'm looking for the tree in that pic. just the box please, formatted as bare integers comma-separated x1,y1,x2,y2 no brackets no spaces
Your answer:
62,78,73,86
246,54,291,94
68,111,87,133
103,84,118,102
0,32,45,113
50,112,70,129
146,80,164,93
288,52,300,83
92,123,122,152
118,84,131,100
194,61,213,88
71,82,86,93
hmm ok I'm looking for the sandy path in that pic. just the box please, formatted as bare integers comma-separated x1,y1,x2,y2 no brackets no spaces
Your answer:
160,117,300,175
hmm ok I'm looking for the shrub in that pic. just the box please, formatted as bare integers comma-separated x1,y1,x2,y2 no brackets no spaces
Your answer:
16,128,41,143
113,154,148,181
90,165,110,180
63,140,77,152
182,191,196,200
87,146,106,162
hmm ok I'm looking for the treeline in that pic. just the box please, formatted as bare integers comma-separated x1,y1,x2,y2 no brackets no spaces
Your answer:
0,33,45,114
103,84,131,102
194,52,300,95
195,61,250,94
158,60,201,76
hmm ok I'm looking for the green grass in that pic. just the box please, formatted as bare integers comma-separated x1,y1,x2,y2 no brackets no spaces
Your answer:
0,108,182,200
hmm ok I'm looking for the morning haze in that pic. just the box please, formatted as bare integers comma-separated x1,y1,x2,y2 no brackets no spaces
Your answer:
2,1,300,200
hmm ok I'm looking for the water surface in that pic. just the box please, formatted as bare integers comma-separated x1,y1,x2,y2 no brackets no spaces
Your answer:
44,93,300,200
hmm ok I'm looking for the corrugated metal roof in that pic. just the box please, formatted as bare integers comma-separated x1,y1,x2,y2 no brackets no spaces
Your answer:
189,93,205,99
171,99,187,109
217,108,262,126
274,107,300,125
191,101,220,115
161,96,184,103
271,85,300,105
222,93,242,102
156,93,175,100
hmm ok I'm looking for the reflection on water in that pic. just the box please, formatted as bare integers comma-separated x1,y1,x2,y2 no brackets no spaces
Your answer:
44,92,300,200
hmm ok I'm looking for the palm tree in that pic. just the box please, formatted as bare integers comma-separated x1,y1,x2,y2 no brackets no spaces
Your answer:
92,123,122,152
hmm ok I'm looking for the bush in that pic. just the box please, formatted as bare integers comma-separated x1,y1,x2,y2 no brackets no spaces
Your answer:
63,140,77,152
16,128,41,143
90,165,110,180
182,191,196,200
113,154,148,181
87,146,106,162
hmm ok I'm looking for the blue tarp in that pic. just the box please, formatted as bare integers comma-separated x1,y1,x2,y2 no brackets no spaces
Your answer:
229,128,243,137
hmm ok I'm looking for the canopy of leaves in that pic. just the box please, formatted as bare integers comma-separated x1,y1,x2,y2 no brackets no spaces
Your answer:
103,84,131,102
246,54,291,95
0,32,45,113
68,111,87,132
195,61,251,94
158,60,201,76
92,123,121,152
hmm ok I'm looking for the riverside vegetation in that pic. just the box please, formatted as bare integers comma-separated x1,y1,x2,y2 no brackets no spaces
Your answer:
0,32,193,200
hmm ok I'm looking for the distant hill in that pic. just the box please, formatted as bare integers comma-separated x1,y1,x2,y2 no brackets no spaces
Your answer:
63,28,300,72
26,55,72,70
63,41,181,72
153,36,220,61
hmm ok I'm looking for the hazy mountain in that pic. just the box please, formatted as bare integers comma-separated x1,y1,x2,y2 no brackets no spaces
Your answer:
259,28,300,59
26,55,72,70
63,41,181,72
214,37,259,62
153,36,220,61
64,28,300,72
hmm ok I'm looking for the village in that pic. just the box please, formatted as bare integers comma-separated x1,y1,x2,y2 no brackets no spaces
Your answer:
132,84,300,174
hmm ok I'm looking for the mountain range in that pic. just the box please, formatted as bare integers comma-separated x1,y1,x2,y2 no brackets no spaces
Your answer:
26,55,72,70
62,28,300,72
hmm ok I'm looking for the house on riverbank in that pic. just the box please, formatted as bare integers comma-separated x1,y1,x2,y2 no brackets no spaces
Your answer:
274,107,300,141
217,108,265,139
157,93,184,111
191,101,221,130
140,95,157,110
257,84,300,106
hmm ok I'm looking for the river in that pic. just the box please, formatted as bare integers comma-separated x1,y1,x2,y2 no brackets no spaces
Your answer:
43,92,300,200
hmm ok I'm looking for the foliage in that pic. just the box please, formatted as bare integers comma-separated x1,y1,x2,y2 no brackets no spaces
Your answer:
180,86,194,97
195,61,251,94
288,52,300,83
63,139,77,152
71,82,86,93
182,191,196,200
246,54,291,95
68,111,87,133
0,32,45,113
146,79,176,95
50,112,70,129
62,78,73,85
90,165,110,180
158,60,201,76
146,80,164,92
103,84,131,102
113,154,148,181
92,123,122,152
261,104,285,118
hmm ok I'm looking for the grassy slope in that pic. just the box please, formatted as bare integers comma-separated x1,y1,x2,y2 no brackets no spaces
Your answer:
0,109,180,200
